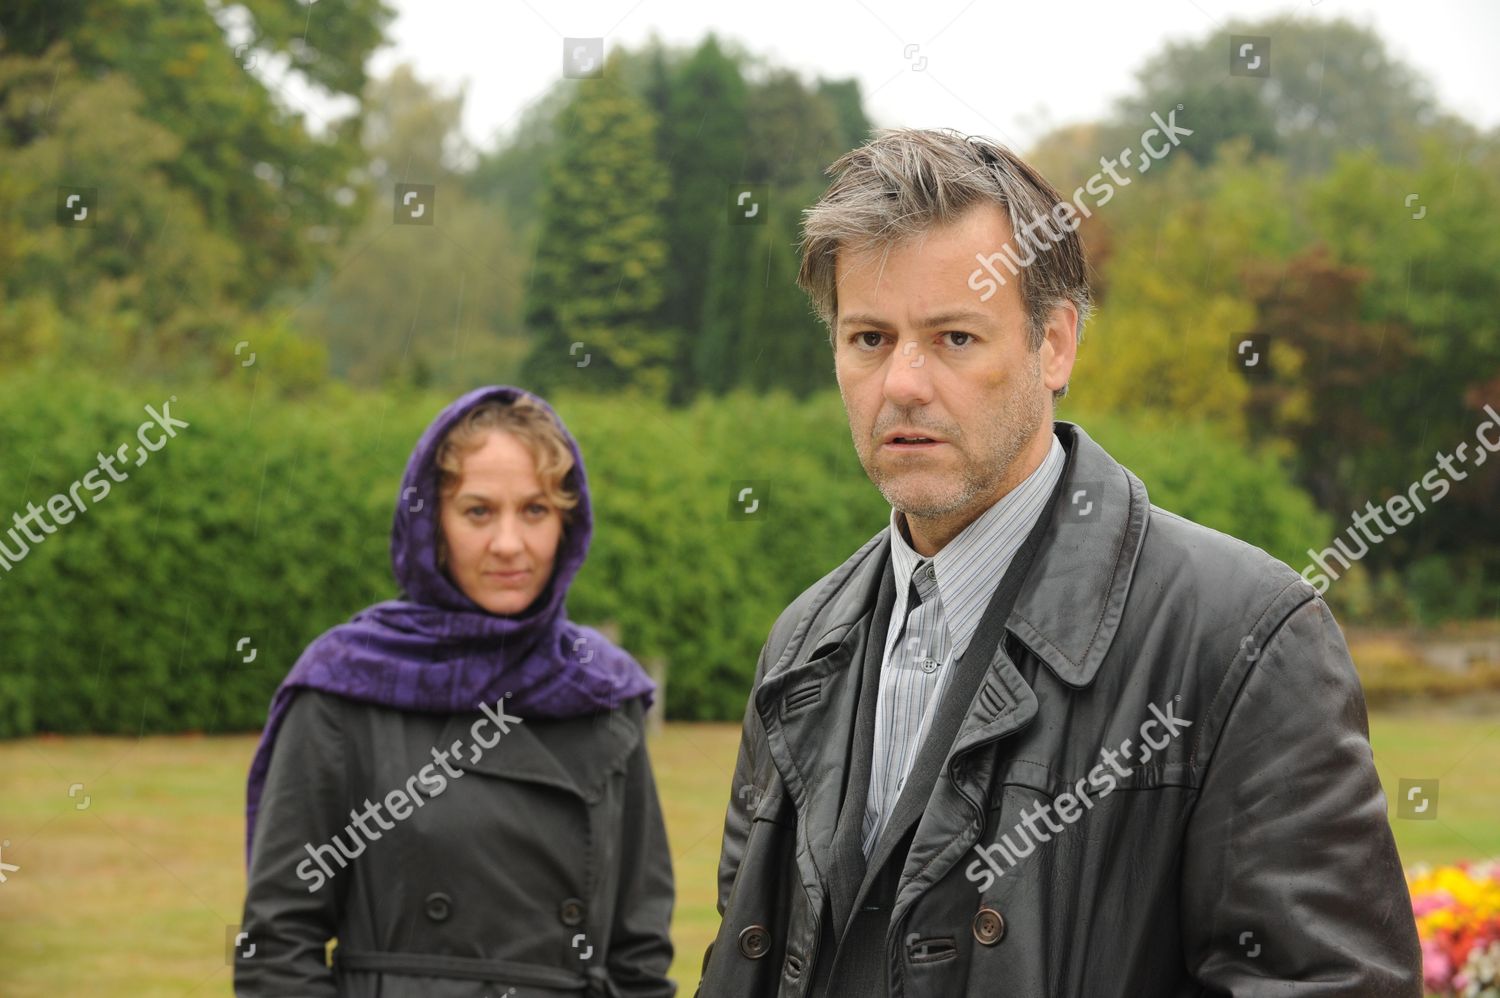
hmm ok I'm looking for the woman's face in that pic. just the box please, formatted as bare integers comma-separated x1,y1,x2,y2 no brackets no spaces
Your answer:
438,431,565,615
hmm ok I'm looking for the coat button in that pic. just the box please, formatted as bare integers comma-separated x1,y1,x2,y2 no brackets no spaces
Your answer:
559,897,586,927
424,892,452,923
972,907,1005,945
738,924,771,960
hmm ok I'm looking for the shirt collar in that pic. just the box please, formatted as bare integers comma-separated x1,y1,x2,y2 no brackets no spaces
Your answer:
887,432,1065,657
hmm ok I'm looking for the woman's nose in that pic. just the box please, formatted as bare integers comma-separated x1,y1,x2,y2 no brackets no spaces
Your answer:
487,516,526,555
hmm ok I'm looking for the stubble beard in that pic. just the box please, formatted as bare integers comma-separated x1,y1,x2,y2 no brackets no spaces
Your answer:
851,354,1047,524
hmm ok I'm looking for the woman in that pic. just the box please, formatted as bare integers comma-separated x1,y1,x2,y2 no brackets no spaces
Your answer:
237,386,674,997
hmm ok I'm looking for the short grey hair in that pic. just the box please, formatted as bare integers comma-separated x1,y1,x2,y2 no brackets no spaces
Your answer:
796,127,1094,398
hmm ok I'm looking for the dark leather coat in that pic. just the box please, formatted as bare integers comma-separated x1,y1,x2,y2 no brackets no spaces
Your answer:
697,422,1421,997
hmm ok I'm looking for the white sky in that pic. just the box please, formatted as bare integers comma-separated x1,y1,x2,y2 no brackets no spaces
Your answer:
355,0,1498,157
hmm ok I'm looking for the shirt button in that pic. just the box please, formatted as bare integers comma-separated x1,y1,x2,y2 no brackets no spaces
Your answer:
917,656,940,674
972,907,1005,945
738,924,771,959
559,897,586,927
424,892,452,923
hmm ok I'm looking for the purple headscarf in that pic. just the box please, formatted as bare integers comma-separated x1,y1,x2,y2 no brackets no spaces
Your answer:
244,385,655,865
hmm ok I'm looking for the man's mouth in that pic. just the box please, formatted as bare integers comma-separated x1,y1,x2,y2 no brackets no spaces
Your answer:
882,425,946,446
882,434,945,449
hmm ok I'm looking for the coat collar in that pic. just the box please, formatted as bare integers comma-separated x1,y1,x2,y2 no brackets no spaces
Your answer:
762,421,1149,694
750,422,1149,905
437,700,643,803
1006,420,1150,687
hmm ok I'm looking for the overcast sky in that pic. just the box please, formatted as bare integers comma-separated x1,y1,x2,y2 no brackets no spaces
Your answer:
357,0,1498,157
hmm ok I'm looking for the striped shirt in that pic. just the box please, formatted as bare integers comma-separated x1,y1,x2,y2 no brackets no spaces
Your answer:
861,434,1064,855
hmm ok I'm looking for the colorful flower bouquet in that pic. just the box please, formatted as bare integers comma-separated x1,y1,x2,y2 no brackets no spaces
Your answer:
1411,861,1500,996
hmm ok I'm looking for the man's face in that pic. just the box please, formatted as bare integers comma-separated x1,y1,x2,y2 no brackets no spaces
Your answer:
832,204,1076,545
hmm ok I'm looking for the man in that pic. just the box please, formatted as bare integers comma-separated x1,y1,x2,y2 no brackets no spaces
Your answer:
695,128,1421,997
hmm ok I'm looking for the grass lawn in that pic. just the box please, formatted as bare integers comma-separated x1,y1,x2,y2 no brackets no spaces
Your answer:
1,708,1495,996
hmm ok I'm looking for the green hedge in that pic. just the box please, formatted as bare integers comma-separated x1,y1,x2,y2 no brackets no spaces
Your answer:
0,367,1327,734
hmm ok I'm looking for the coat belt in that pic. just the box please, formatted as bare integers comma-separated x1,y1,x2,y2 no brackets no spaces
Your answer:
334,948,593,990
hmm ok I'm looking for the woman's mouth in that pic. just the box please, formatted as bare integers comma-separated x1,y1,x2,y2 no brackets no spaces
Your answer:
484,569,531,584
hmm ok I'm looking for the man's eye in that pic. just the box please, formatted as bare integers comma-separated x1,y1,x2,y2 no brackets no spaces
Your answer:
945,331,973,347
856,331,884,348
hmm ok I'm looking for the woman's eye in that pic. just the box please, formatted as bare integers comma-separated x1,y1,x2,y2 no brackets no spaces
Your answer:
527,503,550,517
466,506,489,518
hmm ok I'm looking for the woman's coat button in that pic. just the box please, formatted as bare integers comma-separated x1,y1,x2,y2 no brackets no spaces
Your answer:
559,897,586,927
424,892,452,923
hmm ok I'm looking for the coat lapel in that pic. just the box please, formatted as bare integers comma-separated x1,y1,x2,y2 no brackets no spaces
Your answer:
849,470,1055,920
866,422,1152,925
889,641,1038,917
826,564,897,932
744,422,1152,935
753,534,891,900
882,422,1151,920
1006,421,1151,689
438,702,642,802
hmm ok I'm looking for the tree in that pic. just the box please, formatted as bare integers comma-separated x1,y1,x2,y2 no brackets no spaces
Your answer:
745,69,841,187
519,51,672,397
1297,138,1500,563
1107,15,1456,176
0,45,241,373
0,0,389,380
1062,142,1298,431
1241,246,1418,521
690,69,868,399
815,77,873,155
293,64,527,391
2,0,392,305
696,179,833,398
657,35,750,402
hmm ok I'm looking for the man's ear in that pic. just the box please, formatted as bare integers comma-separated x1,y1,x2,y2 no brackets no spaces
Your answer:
1038,300,1079,394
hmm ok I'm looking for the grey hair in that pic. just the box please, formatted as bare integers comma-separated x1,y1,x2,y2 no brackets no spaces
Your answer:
796,127,1094,399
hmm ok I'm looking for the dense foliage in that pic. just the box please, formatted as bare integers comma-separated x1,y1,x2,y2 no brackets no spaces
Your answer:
2,9,1497,731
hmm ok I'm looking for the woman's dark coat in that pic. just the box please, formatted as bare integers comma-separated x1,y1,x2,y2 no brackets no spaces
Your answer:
237,693,673,997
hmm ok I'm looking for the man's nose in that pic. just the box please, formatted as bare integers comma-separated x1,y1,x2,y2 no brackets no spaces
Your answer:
882,338,934,406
